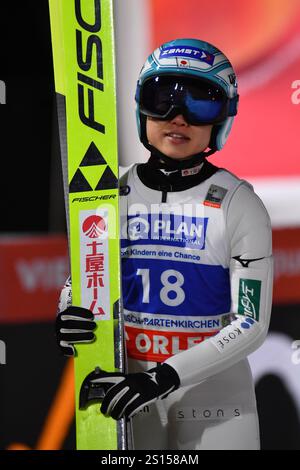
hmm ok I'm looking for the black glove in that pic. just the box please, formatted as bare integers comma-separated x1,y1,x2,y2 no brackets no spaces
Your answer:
80,363,180,420
55,306,97,357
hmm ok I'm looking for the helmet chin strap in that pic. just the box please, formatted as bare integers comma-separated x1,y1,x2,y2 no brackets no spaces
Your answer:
147,145,216,170
140,113,217,170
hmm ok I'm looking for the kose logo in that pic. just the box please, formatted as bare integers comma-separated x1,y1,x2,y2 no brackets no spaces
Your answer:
82,215,106,238
0,80,6,104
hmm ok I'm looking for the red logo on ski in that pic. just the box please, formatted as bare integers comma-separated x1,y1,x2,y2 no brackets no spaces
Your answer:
82,215,106,238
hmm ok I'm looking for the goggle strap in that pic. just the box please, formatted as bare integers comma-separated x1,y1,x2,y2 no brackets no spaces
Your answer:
228,95,239,116
135,82,141,102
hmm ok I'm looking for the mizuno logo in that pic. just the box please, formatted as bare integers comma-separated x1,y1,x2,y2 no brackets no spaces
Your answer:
233,255,265,268
145,372,159,385
159,169,178,176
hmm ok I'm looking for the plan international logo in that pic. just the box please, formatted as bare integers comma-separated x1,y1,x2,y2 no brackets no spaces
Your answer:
123,212,208,249
0,80,6,104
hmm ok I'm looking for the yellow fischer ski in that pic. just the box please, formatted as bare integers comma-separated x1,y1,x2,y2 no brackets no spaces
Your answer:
49,0,127,449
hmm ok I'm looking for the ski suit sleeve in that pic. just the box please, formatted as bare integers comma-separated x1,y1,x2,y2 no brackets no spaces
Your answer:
165,183,273,387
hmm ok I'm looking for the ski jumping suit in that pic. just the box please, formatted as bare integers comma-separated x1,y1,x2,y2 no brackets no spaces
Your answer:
59,159,273,450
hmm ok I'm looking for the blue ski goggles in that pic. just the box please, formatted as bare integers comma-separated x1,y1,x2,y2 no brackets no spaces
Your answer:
137,75,237,125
